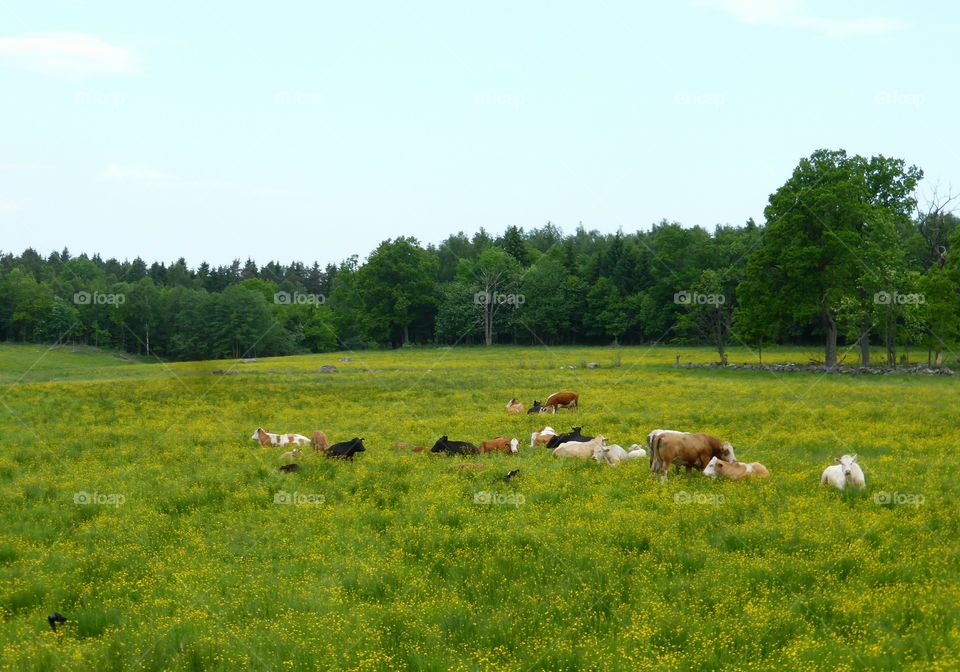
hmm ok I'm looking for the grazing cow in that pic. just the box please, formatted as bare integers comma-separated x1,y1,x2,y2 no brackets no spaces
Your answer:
279,463,300,473
703,456,769,480
431,436,479,456
311,430,330,453
821,454,865,489
505,398,525,414
554,435,606,459
650,432,737,481
326,437,366,460
280,447,303,461
527,401,545,414
251,427,311,447
544,391,579,413
479,437,519,454
530,426,557,448
546,426,593,449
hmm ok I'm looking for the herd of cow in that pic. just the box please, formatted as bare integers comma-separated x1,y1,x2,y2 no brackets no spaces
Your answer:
250,390,868,490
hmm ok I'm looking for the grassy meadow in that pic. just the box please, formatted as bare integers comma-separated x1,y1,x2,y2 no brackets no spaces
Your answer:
0,343,958,671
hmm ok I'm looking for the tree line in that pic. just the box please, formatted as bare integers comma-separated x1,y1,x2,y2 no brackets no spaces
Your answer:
2,148,958,366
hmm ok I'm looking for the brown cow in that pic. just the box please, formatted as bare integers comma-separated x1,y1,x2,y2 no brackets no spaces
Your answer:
311,430,329,453
479,437,519,454
650,431,737,481
505,398,524,414
544,391,578,413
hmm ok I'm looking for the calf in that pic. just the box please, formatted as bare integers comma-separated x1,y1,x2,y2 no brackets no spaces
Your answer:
311,430,330,453
544,391,578,412
505,398,525,414
527,401,545,414
280,447,303,461
593,443,629,466
650,432,737,481
821,454,865,489
530,426,557,448
546,426,593,449
479,437,519,454
326,437,366,460
431,436,479,456
703,456,769,480
554,435,606,459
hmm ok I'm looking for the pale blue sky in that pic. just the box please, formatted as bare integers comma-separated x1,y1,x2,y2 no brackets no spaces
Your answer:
1,1,957,267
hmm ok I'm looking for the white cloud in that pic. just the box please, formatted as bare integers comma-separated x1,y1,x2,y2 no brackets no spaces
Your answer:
0,32,137,75
695,0,903,37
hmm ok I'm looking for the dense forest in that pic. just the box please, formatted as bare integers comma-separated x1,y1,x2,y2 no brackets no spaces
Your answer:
2,149,959,366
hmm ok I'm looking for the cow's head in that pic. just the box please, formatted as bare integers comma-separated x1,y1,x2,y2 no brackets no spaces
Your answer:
837,454,857,481
570,426,583,435
720,441,737,463
350,438,366,455
251,427,265,441
592,445,608,463
509,438,519,454
431,436,448,453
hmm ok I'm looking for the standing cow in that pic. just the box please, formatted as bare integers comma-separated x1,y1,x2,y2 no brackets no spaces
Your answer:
650,431,737,481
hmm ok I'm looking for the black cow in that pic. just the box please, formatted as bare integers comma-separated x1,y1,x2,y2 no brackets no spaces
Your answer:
527,401,544,414
431,435,479,456
327,437,366,460
279,463,301,473
546,426,593,449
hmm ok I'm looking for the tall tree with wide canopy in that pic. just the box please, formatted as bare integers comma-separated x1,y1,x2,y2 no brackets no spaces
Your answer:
739,149,922,367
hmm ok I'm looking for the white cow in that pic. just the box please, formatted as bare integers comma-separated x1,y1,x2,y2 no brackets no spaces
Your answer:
593,443,628,466
821,454,866,490
554,435,606,459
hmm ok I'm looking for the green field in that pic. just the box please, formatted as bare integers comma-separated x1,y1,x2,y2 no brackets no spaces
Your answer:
0,343,957,671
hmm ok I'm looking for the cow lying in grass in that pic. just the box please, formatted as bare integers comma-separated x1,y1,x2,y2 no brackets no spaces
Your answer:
821,454,865,489
325,438,366,460
527,401,544,414
431,436,479,456
251,428,311,447
530,426,557,448
505,398,524,414
554,435,606,459
649,431,737,481
546,426,593,449
592,443,647,466
703,456,769,480
280,447,303,461
479,437,519,454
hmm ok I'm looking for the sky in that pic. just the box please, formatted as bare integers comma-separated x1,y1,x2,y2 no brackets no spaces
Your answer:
1,0,958,268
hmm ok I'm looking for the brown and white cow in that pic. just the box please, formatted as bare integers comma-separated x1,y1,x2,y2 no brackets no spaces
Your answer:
479,436,519,454
251,427,311,447
530,426,557,448
544,391,578,413
505,398,525,414
650,431,737,481
703,456,769,481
